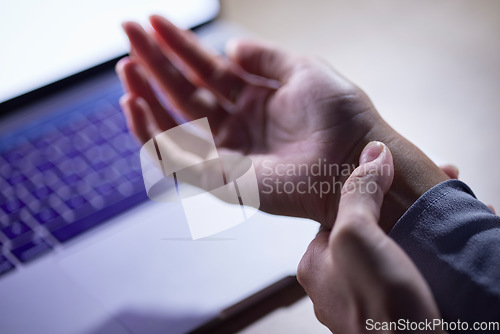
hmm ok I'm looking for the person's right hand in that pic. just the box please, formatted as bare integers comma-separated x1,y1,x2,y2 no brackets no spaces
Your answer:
116,15,387,226
298,141,444,333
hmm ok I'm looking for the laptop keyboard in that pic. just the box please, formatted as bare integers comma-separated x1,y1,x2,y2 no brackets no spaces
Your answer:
0,83,148,276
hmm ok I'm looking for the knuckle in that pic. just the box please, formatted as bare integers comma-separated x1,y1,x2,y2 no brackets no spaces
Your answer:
331,216,377,253
297,236,328,287
297,253,313,286
332,222,364,246
341,170,375,196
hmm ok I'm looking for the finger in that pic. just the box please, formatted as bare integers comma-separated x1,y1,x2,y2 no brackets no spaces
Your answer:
119,94,160,143
439,164,459,179
149,15,247,103
122,21,228,131
115,56,132,92
116,57,177,132
488,205,496,214
334,141,394,233
225,38,295,82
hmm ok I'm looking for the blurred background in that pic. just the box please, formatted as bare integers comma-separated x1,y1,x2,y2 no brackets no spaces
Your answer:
219,0,500,332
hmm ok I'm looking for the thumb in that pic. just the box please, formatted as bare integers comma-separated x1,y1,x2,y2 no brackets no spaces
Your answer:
334,141,394,231
225,38,294,81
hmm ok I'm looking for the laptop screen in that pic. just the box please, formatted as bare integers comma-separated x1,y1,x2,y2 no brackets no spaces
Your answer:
0,0,219,104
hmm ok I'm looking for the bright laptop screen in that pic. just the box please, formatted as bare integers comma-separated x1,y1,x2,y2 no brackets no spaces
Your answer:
0,0,219,103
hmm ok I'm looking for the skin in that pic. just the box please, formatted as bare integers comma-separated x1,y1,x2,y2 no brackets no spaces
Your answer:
116,15,449,232
115,15,455,332
297,141,445,333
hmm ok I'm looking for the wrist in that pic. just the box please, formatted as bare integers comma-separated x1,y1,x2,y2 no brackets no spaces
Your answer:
307,106,448,230
351,116,449,232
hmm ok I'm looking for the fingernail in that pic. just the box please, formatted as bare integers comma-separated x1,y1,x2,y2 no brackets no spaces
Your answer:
119,95,129,109
359,141,384,165
150,14,172,26
115,57,127,74
122,21,139,33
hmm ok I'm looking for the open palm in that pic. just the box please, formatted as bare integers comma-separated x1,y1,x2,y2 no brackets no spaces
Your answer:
117,16,380,224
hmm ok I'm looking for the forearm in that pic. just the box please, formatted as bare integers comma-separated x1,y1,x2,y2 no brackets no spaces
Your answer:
350,115,449,232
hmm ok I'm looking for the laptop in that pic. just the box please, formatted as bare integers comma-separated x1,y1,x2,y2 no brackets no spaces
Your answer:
0,1,319,333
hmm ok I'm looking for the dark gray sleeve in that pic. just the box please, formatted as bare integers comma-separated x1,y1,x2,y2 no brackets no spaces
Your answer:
389,180,500,322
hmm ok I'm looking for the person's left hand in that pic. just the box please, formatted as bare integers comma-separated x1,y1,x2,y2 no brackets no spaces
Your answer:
297,141,444,333
115,15,395,225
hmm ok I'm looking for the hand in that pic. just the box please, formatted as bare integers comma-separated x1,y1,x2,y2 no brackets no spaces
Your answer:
116,15,449,229
116,15,385,225
297,141,444,333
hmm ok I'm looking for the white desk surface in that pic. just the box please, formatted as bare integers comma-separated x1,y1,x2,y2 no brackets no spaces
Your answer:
219,0,500,332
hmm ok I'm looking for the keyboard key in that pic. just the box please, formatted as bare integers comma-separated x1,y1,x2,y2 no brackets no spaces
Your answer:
1,221,32,240
104,167,121,182
81,125,104,143
33,207,60,225
18,178,37,192
110,159,131,173
6,171,27,187
94,183,115,197
53,138,79,158
31,134,55,149
88,105,117,122
52,137,72,152
14,162,37,178
2,148,24,164
97,122,120,140
0,198,24,214
0,161,12,177
64,202,96,222
89,161,108,171
0,256,15,277
72,133,93,152
116,181,135,197
0,207,28,227
64,194,87,210
58,115,88,136
57,157,89,176
35,161,55,172
111,134,136,154
32,185,53,200
123,170,142,183
40,145,65,162
0,192,8,206
11,237,52,263
84,145,118,163
0,213,9,227
76,180,92,194
94,104,120,120
33,128,61,145
106,113,128,131
60,174,81,185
